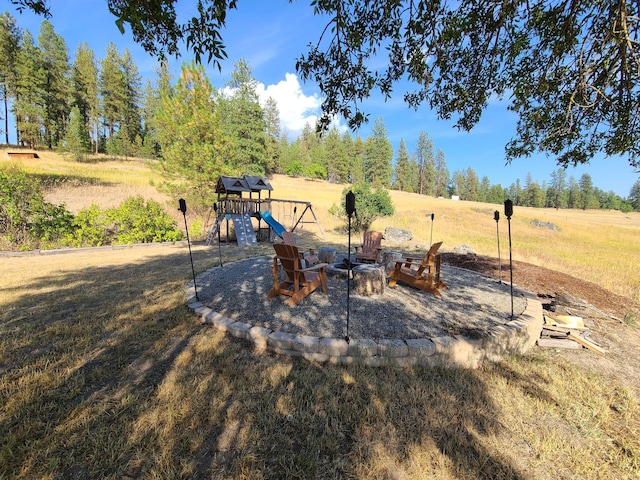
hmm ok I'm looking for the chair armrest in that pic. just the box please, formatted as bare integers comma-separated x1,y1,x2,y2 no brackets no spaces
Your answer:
300,262,328,272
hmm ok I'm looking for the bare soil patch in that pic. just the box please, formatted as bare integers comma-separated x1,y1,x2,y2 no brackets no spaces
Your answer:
441,253,640,395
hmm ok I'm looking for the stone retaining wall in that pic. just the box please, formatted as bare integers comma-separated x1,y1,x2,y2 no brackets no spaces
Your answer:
186,281,543,369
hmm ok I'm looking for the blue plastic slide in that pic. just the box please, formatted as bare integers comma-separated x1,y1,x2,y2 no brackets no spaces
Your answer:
260,210,286,238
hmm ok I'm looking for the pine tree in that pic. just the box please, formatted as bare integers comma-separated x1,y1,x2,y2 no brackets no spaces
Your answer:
99,43,123,141
567,176,581,209
0,12,20,144
392,139,411,191
415,131,434,195
220,58,266,175
154,61,233,215
71,43,99,153
38,20,69,149
464,167,479,201
14,29,44,147
117,48,142,156
64,105,90,160
350,135,366,183
548,168,568,209
433,149,449,198
324,126,348,183
363,117,392,187
578,173,598,209
263,96,281,176
630,179,640,212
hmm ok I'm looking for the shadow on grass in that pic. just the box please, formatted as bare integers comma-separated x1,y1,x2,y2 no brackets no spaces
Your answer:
0,243,544,479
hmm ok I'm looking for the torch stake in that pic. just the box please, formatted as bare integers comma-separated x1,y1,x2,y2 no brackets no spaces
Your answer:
345,191,356,344
429,213,435,247
494,211,502,283
179,199,199,301
504,200,514,319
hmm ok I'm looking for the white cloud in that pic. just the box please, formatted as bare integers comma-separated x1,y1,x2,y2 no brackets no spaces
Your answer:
255,73,322,136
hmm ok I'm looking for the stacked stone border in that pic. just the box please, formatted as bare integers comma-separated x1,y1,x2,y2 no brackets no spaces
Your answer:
186,262,544,369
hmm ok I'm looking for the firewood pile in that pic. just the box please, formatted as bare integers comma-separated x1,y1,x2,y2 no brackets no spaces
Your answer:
537,314,607,354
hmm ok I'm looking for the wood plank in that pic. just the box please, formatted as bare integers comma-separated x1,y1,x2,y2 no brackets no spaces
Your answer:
567,333,607,354
537,338,583,349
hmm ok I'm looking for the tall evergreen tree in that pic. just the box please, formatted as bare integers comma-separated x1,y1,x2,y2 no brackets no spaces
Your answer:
548,168,568,209
392,138,411,191
14,29,44,147
64,105,90,160
629,179,640,212
478,176,491,203
324,126,348,183
38,20,69,149
415,131,434,195
116,48,142,155
578,173,597,210
433,149,449,197
142,61,174,159
263,96,280,176
71,43,99,153
464,167,479,201
221,58,266,174
350,134,366,183
0,12,20,144
154,61,233,214
567,176,581,209
363,117,392,186
451,170,465,198
99,43,123,141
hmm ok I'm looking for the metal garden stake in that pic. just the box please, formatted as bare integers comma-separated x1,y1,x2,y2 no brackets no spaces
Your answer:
504,200,514,318
179,198,199,301
345,191,356,344
430,213,435,247
494,210,502,283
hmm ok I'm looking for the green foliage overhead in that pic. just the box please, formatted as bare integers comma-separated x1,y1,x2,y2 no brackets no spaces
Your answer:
330,182,394,233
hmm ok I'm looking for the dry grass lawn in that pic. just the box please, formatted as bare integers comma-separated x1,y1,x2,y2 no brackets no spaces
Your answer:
1,149,639,478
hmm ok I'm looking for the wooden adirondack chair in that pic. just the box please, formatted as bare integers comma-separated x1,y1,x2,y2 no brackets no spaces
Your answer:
282,231,319,266
267,243,328,306
355,230,383,263
388,241,447,296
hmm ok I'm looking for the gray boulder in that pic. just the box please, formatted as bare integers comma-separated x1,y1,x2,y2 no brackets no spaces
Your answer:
452,244,477,256
383,227,412,242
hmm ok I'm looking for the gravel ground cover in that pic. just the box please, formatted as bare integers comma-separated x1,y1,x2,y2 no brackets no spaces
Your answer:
197,256,527,340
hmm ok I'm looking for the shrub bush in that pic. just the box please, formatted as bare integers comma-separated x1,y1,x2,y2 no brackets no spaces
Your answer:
329,182,394,232
0,167,74,250
109,196,183,244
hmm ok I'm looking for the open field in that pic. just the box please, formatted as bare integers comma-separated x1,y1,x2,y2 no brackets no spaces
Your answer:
3,148,638,301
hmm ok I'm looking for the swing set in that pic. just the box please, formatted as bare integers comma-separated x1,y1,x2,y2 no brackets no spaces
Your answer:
205,176,325,246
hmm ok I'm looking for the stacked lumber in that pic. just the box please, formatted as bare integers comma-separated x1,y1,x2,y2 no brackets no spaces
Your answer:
537,314,607,354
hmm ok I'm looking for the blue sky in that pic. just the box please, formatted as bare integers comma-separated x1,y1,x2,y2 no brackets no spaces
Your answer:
6,0,639,197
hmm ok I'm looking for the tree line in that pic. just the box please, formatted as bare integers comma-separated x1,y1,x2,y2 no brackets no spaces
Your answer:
1,14,638,213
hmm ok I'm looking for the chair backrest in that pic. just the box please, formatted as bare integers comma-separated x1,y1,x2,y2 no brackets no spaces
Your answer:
413,241,443,276
282,231,297,246
362,231,383,253
273,243,303,282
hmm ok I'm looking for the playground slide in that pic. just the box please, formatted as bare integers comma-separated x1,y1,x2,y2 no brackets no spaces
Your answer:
260,210,286,238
